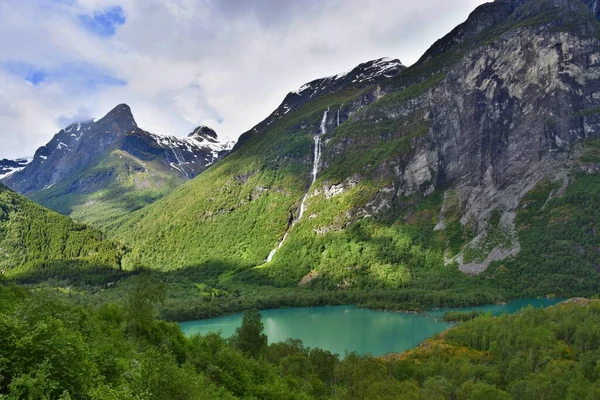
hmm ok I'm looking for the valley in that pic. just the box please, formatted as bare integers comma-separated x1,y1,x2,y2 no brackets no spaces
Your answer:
1,0,600,398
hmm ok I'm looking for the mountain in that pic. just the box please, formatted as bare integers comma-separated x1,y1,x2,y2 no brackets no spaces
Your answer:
0,158,30,180
231,57,405,151
1,104,233,228
0,183,120,278
112,0,600,299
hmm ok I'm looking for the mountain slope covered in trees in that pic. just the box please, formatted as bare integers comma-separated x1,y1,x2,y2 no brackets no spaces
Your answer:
0,183,120,279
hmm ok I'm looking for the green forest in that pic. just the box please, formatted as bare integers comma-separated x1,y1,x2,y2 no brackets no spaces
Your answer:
0,184,120,278
1,283,599,400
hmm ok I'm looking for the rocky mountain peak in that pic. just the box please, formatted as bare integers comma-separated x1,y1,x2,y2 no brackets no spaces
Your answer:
231,57,405,153
188,125,218,142
96,103,137,131
290,57,404,99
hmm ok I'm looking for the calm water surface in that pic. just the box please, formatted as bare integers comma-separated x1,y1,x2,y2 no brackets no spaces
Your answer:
179,298,562,356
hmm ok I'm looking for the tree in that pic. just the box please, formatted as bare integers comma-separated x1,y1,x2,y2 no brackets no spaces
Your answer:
125,274,166,338
230,310,267,358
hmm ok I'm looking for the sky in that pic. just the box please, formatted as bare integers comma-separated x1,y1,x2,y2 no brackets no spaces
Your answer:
0,0,488,159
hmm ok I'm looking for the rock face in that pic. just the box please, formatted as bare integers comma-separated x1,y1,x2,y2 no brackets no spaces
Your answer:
315,0,600,272
1,104,233,226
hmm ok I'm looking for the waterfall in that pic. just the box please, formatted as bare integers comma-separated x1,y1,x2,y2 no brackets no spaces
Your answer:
265,109,328,262
266,232,289,262
169,146,189,178
337,109,340,126
320,108,328,135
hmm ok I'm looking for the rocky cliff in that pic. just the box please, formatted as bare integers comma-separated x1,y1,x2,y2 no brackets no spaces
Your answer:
319,0,600,273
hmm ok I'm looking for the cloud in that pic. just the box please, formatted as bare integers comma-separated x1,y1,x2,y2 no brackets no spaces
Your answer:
2,62,126,90
0,0,487,159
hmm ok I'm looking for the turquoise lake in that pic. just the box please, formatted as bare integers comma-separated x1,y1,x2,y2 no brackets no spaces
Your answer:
179,298,563,356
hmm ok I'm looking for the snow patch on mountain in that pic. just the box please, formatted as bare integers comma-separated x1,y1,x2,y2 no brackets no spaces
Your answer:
291,57,404,96
147,130,234,168
0,158,32,180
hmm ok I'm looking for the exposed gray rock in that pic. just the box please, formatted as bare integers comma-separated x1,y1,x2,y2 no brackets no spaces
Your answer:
318,0,600,273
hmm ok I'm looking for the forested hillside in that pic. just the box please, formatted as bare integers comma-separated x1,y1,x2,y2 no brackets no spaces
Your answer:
0,183,121,279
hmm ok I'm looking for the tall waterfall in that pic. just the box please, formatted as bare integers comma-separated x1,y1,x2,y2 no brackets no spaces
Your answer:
266,109,328,263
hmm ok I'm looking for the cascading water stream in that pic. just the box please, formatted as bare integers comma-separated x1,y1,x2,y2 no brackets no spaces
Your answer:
266,109,328,262
170,147,190,178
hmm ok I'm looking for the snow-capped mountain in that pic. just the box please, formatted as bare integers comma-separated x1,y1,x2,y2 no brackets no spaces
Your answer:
232,57,405,151
2,104,233,194
1,104,235,227
120,125,234,180
291,57,404,98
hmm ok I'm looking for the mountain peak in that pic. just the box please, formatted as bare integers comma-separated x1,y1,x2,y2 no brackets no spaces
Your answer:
99,103,137,128
291,57,404,96
231,57,405,153
188,125,218,141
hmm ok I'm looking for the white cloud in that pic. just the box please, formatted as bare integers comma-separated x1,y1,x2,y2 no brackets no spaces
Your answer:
0,0,487,159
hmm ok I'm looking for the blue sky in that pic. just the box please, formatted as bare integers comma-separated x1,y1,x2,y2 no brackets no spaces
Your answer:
78,6,126,37
0,0,487,159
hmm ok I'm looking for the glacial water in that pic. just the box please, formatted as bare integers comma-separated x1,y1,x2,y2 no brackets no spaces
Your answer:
179,298,562,356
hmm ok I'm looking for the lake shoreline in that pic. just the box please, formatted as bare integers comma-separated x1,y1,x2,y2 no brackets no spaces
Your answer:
170,293,560,323
178,298,564,357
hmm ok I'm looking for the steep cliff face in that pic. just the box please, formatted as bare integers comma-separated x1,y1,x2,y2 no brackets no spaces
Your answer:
322,0,600,273
2,104,233,228
115,0,600,297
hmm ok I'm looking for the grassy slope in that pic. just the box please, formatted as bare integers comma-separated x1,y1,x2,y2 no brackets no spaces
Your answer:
0,183,120,278
31,149,186,230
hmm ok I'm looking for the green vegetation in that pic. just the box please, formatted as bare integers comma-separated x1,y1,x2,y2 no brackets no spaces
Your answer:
32,149,186,230
484,173,600,297
230,310,268,358
578,140,600,164
0,184,120,278
112,88,372,272
2,284,600,399
442,310,484,322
